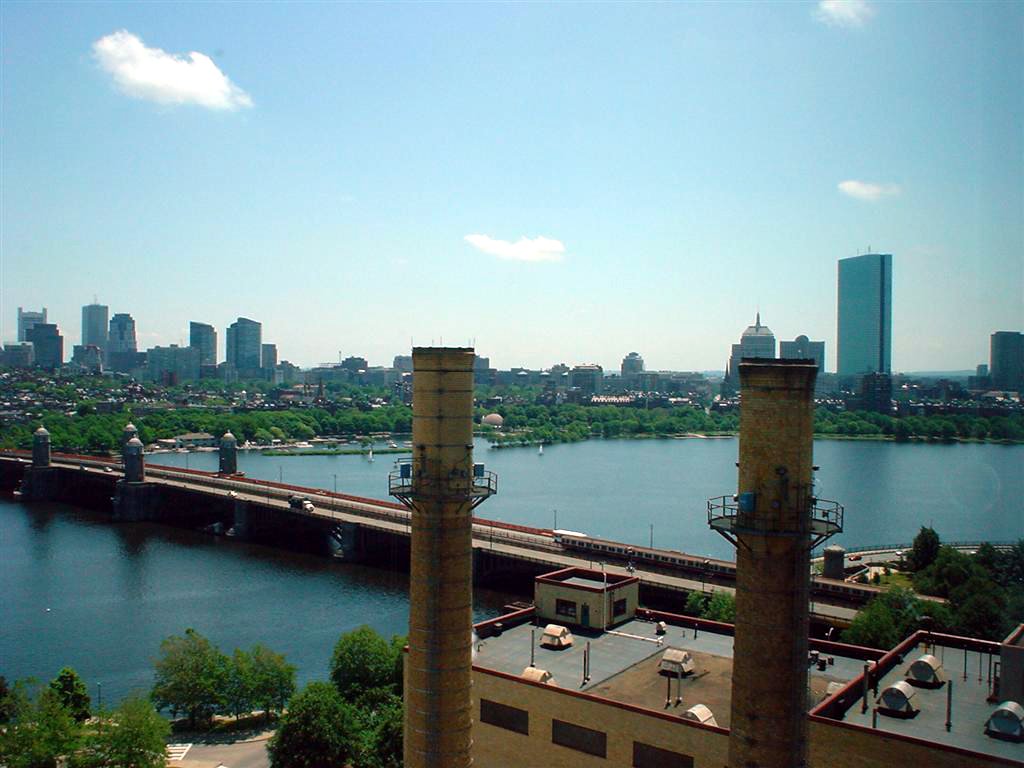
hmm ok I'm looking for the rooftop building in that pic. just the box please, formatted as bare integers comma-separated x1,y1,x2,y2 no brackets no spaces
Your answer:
725,313,776,388
226,317,261,374
17,307,47,343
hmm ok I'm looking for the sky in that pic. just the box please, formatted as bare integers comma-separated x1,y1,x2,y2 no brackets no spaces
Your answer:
1,1,1021,373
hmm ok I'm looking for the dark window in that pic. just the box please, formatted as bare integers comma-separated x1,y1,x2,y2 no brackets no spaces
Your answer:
555,599,577,618
480,699,529,735
614,598,627,616
633,742,694,768
552,719,607,757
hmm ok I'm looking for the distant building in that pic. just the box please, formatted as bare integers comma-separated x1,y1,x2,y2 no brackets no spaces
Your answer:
189,322,217,366
852,372,893,414
474,356,491,371
621,352,645,378
17,307,47,342
726,314,775,387
2,343,33,368
779,335,825,371
81,303,108,353
226,318,261,375
261,343,278,370
968,363,992,391
341,356,368,372
393,355,413,373
71,344,104,373
990,331,1023,391
107,313,141,372
838,253,892,376
27,323,63,369
569,364,604,396
147,344,200,385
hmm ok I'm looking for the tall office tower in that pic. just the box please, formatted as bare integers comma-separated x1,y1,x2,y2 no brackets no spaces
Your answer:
147,344,200,385
779,335,826,371
225,317,262,373
726,313,776,387
189,322,217,366
107,313,140,372
108,314,138,354
621,351,645,377
837,253,892,376
27,323,63,369
261,343,278,370
17,307,47,342
990,331,1024,391
81,303,109,352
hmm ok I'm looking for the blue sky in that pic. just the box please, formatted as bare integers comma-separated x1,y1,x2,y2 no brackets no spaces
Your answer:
2,1,1021,371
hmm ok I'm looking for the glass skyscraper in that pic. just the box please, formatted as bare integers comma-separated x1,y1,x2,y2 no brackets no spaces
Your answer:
837,253,892,376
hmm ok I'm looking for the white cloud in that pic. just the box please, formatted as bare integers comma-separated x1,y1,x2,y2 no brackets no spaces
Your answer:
837,180,900,202
92,30,252,110
815,0,875,28
464,234,566,263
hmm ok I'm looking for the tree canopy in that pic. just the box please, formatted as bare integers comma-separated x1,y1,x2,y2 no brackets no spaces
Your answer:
151,628,228,728
267,681,360,768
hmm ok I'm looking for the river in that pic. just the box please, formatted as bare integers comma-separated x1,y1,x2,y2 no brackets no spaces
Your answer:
2,437,1021,701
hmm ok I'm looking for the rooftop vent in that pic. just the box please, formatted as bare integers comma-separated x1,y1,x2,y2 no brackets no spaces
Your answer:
521,667,555,685
985,701,1024,742
540,624,574,649
876,680,919,719
682,704,717,727
905,654,945,689
659,648,695,676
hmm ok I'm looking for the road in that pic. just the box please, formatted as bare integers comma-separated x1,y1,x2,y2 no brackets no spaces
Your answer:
173,736,271,768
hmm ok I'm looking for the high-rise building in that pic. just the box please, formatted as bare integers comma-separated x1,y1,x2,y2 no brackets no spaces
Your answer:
261,343,278,370
147,344,200,385
71,345,104,373
225,317,261,374
990,331,1024,391
569,364,604,395
2,343,34,368
726,313,776,387
837,253,892,376
393,355,414,372
621,352,645,378
17,307,47,342
779,335,826,371
81,303,109,352
107,313,141,372
27,323,63,369
189,322,217,366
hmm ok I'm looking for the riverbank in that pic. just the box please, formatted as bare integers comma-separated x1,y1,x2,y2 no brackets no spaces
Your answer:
261,447,412,457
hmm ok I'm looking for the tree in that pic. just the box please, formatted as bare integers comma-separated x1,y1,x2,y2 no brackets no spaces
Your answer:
151,628,228,728
909,526,941,571
0,675,13,724
703,592,736,623
248,644,296,720
224,649,255,721
75,693,170,768
0,682,81,768
354,693,403,768
49,667,91,723
267,682,360,768
685,591,708,616
330,626,400,700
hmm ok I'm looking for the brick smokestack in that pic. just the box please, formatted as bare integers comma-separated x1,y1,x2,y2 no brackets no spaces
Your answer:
729,359,817,768
404,347,477,768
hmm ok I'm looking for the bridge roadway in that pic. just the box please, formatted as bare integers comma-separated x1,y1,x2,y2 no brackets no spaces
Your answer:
15,453,860,626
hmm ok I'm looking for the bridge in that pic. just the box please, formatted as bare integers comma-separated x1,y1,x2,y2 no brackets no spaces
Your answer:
1,450,875,627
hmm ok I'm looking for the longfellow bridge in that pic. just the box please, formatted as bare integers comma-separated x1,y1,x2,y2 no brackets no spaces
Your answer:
1,449,893,627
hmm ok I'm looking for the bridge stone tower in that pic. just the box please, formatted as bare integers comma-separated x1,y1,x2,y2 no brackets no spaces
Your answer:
390,348,496,768
122,422,138,447
219,432,238,475
32,426,51,468
123,437,145,483
708,359,842,768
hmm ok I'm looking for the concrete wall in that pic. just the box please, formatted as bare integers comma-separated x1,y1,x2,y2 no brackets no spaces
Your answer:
472,667,729,768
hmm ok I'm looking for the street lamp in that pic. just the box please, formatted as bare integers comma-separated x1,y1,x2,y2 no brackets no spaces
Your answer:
701,559,710,592
333,473,337,494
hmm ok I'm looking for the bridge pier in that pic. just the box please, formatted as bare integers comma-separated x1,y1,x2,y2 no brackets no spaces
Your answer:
326,521,363,560
231,500,251,539
112,481,161,522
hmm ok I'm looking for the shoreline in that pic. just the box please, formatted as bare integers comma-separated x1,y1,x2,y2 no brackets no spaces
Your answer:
486,432,1023,449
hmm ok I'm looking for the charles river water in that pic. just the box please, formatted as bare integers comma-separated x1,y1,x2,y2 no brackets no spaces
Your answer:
2,438,1021,701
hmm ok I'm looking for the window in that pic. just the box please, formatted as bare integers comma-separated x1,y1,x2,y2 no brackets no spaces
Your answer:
480,699,529,735
555,599,577,618
552,719,607,758
614,598,627,617
633,742,694,768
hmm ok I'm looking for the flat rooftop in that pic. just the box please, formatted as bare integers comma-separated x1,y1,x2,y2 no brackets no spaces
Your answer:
833,638,1021,762
474,614,865,729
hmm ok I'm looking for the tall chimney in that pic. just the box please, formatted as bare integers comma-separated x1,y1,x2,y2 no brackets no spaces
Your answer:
391,348,495,768
708,359,842,768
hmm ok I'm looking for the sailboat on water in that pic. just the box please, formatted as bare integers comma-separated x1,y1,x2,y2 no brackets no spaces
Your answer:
538,444,544,456
368,446,374,463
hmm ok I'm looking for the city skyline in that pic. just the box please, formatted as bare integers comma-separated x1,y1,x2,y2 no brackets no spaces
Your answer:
2,3,1021,371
